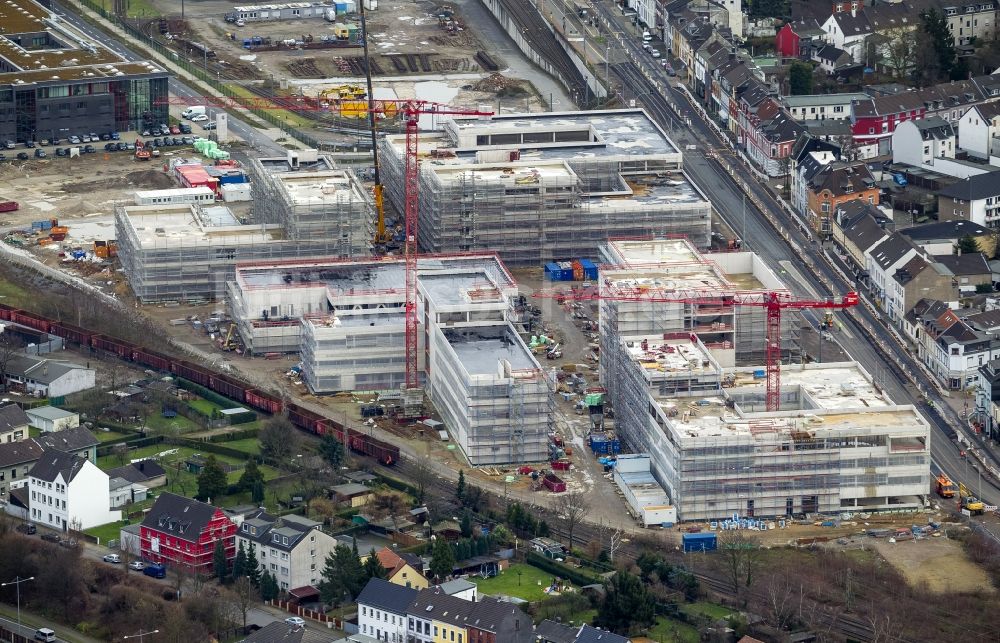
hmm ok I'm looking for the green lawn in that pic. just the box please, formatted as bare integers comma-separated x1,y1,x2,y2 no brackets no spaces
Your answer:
220,437,261,455
647,617,700,643
472,563,575,602
84,520,127,547
98,444,280,507
145,412,200,434
680,602,733,621
0,277,35,309
188,399,223,416
94,430,128,443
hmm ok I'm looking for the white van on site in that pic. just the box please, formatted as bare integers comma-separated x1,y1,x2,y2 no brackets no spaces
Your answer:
642,30,652,42
181,106,206,119
34,629,56,642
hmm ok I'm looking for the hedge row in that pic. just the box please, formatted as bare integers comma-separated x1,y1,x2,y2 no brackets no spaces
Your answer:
526,551,603,587
97,435,165,457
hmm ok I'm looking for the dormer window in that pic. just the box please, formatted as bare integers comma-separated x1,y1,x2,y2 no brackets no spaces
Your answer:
273,534,280,543
242,524,249,532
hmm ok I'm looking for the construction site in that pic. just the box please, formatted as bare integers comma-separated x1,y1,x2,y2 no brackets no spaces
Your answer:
591,238,931,521
225,253,551,465
378,109,712,265
115,151,374,302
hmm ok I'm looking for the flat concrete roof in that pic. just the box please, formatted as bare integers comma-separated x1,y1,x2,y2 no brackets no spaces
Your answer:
120,204,285,249
601,239,766,294
390,109,680,163
443,327,538,376
235,255,516,295
420,273,504,307
0,0,164,84
275,170,367,206
625,335,717,376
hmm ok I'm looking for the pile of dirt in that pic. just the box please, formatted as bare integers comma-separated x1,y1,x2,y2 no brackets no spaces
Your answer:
62,169,175,193
471,72,522,93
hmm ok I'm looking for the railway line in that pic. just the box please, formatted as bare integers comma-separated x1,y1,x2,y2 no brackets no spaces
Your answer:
493,0,588,101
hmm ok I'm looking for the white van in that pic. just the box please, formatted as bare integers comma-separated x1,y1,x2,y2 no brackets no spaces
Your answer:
35,629,56,642
181,106,206,119
642,30,652,42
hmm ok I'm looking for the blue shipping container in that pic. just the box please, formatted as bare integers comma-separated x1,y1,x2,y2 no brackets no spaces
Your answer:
544,262,562,281
579,258,598,280
682,532,717,552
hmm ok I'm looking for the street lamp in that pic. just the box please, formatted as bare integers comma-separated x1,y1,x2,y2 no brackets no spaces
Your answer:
1,576,34,643
123,629,159,643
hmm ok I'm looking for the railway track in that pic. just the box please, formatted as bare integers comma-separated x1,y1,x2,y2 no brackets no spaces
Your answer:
493,0,588,101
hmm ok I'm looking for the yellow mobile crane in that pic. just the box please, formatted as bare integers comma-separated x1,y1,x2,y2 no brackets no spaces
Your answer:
358,0,393,250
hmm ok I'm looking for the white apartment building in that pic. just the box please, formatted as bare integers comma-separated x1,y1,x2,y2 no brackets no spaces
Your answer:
356,578,418,643
783,93,869,121
236,513,336,591
28,449,121,531
600,239,931,521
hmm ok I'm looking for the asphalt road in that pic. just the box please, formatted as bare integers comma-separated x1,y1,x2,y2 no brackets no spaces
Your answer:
49,1,286,156
588,0,1000,507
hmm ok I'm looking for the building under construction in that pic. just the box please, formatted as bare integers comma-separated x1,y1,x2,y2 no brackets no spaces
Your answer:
226,255,550,465
378,110,712,265
117,153,373,302
598,239,930,521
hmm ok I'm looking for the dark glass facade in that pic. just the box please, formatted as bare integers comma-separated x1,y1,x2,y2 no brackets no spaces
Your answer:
0,72,167,142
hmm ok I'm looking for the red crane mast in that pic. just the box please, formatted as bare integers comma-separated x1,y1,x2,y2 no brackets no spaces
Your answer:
156,95,493,389
537,285,859,411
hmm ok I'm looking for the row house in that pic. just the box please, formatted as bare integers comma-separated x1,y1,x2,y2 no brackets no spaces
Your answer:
891,118,956,167
139,492,237,575
709,57,759,130
236,513,338,592
739,96,807,176
805,160,879,235
851,76,1000,155
937,169,1000,228
944,2,999,46
783,93,869,122
929,317,1000,390
834,201,890,271
0,426,98,501
957,101,1000,159
775,19,826,58
28,448,120,531
902,298,958,360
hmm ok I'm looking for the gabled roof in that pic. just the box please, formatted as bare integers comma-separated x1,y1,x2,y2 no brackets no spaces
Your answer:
815,44,851,66
808,161,876,197
965,309,1000,332
899,220,990,242
893,255,933,287
463,596,531,640
239,513,321,552
0,439,43,468
536,619,577,643
0,404,29,432
406,587,475,621
240,620,330,643
910,117,955,140
107,459,167,484
829,10,872,38
904,298,951,327
843,212,889,255
29,448,87,483
142,492,223,541
869,233,916,270
34,426,98,453
933,252,991,277
574,624,631,643
439,578,476,596
966,101,1000,121
937,170,1000,201
376,547,426,583
356,578,419,615
2,356,92,384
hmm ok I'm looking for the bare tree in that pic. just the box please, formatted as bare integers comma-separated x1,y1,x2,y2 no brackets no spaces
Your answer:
718,531,763,607
229,576,258,633
875,26,917,79
0,331,21,392
119,529,140,572
758,572,797,631
410,448,433,504
554,490,589,553
607,526,626,563
371,490,407,533
113,442,129,466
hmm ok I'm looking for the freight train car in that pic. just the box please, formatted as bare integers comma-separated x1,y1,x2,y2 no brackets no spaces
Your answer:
171,360,212,387
10,310,52,333
92,335,138,360
48,322,93,346
246,389,283,414
133,348,174,372
209,373,251,403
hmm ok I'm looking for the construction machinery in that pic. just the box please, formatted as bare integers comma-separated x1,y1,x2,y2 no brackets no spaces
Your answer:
155,96,491,390
134,138,150,161
959,482,985,515
535,285,859,411
935,473,957,498
357,0,392,250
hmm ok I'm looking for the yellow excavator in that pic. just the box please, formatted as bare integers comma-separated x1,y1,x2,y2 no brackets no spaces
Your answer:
959,482,985,515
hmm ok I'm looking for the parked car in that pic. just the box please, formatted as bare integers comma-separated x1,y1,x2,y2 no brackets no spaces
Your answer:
179,123,192,134
104,142,116,152
34,149,46,158
103,554,121,563
125,142,136,151
40,532,61,543
141,130,152,137
110,131,120,140
50,137,61,145
55,147,67,157
0,154,6,162
38,139,49,146
169,125,181,135
83,145,96,154
34,628,56,642
68,135,81,144
128,560,145,571
117,142,128,151
181,136,194,145
143,563,166,578
100,133,110,141
16,522,36,534
284,617,305,628
23,140,35,148
59,538,78,548
81,135,91,143
202,122,217,131
3,140,15,149
16,152,29,161
190,114,209,122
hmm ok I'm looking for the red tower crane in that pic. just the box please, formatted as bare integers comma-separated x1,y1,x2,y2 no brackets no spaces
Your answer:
537,285,859,411
156,95,492,389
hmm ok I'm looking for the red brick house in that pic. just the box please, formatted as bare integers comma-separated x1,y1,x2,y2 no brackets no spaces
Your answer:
139,492,236,575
